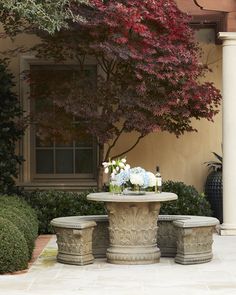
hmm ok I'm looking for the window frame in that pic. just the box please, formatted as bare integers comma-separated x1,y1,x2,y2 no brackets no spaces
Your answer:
20,56,99,185
190,13,226,45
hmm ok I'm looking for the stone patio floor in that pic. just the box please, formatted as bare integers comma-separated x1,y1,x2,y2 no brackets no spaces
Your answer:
1,234,236,295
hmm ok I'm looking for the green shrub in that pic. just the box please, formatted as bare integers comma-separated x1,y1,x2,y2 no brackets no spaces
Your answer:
0,217,29,273
0,195,38,238
0,195,39,259
0,207,35,259
160,181,212,216
22,189,105,234
0,59,25,194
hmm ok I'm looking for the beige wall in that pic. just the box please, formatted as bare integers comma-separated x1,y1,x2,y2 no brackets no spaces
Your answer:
0,32,41,99
0,30,222,192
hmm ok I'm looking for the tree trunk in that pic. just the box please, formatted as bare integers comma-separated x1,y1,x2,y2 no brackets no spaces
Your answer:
97,144,105,190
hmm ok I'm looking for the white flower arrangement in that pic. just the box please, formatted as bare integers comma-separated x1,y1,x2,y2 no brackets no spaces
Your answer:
102,158,130,177
115,167,156,191
102,158,156,194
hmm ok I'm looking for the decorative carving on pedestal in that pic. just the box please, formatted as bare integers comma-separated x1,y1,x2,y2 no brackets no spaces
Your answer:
106,202,161,264
92,220,109,258
175,226,214,264
55,226,95,266
157,220,177,257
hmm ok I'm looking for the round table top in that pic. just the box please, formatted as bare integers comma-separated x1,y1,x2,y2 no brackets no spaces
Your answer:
87,192,177,203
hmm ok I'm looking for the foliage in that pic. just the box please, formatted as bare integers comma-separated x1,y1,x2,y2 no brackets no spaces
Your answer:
0,0,90,36
0,207,35,259
205,152,222,172
22,189,105,234
0,217,29,274
0,195,39,239
34,0,221,166
0,59,26,194
160,181,212,216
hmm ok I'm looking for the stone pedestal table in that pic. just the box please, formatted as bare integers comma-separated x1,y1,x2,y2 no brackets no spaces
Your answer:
87,192,177,265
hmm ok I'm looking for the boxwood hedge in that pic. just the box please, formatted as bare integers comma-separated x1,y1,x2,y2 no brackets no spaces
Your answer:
0,217,29,274
22,189,105,234
0,195,38,237
160,181,212,216
0,195,39,273
0,207,35,259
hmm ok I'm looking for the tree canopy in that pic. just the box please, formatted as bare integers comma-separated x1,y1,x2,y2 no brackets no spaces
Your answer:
0,0,89,35
34,0,221,164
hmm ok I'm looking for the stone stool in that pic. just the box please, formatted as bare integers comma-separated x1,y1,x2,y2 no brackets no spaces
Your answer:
78,215,109,258
173,216,219,265
51,217,96,265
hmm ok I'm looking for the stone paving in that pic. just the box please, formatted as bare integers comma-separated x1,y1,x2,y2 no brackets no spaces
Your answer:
1,234,236,295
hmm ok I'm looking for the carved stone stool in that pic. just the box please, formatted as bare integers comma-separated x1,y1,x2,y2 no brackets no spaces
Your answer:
51,217,96,266
79,215,109,258
173,216,218,265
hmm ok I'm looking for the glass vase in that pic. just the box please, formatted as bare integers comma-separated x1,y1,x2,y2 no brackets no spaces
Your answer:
109,183,122,194
123,185,146,195
109,175,122,194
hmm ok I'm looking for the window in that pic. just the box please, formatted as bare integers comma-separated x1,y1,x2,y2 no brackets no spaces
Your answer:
35,136,96,177
190,13,226,45
30,64,98,180
194,28,216,44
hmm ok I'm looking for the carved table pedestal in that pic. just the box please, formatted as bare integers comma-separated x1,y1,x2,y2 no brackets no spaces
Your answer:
87,192,177,265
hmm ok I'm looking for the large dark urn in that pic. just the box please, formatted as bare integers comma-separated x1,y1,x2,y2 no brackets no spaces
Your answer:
205,170,223,223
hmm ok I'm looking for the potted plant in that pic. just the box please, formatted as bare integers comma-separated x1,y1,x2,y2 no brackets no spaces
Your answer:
204,152,223,223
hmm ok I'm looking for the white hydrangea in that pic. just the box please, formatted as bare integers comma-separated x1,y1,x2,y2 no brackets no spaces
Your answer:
130,173,144,186
146,172,156,187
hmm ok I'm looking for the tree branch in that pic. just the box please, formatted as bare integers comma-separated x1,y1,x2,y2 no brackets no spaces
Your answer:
104,126,125,161
77,54,85,70
95,56,107,73
110,134,144,160
110,60,117,73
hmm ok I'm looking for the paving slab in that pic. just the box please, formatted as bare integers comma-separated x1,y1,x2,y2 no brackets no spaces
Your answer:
0,234,236,295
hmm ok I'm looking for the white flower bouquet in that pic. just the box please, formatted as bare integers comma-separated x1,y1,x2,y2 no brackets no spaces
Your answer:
115,167,156,194
102,158,130,193
102,158,156,194
102,158,130,176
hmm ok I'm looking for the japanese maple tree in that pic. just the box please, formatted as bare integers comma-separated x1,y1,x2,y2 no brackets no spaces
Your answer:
33,0,221,186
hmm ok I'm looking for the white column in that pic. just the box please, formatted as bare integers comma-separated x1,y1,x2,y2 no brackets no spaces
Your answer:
219,32,236,235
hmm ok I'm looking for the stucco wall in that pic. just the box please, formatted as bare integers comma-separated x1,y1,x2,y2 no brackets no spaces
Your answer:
0,30,222,192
